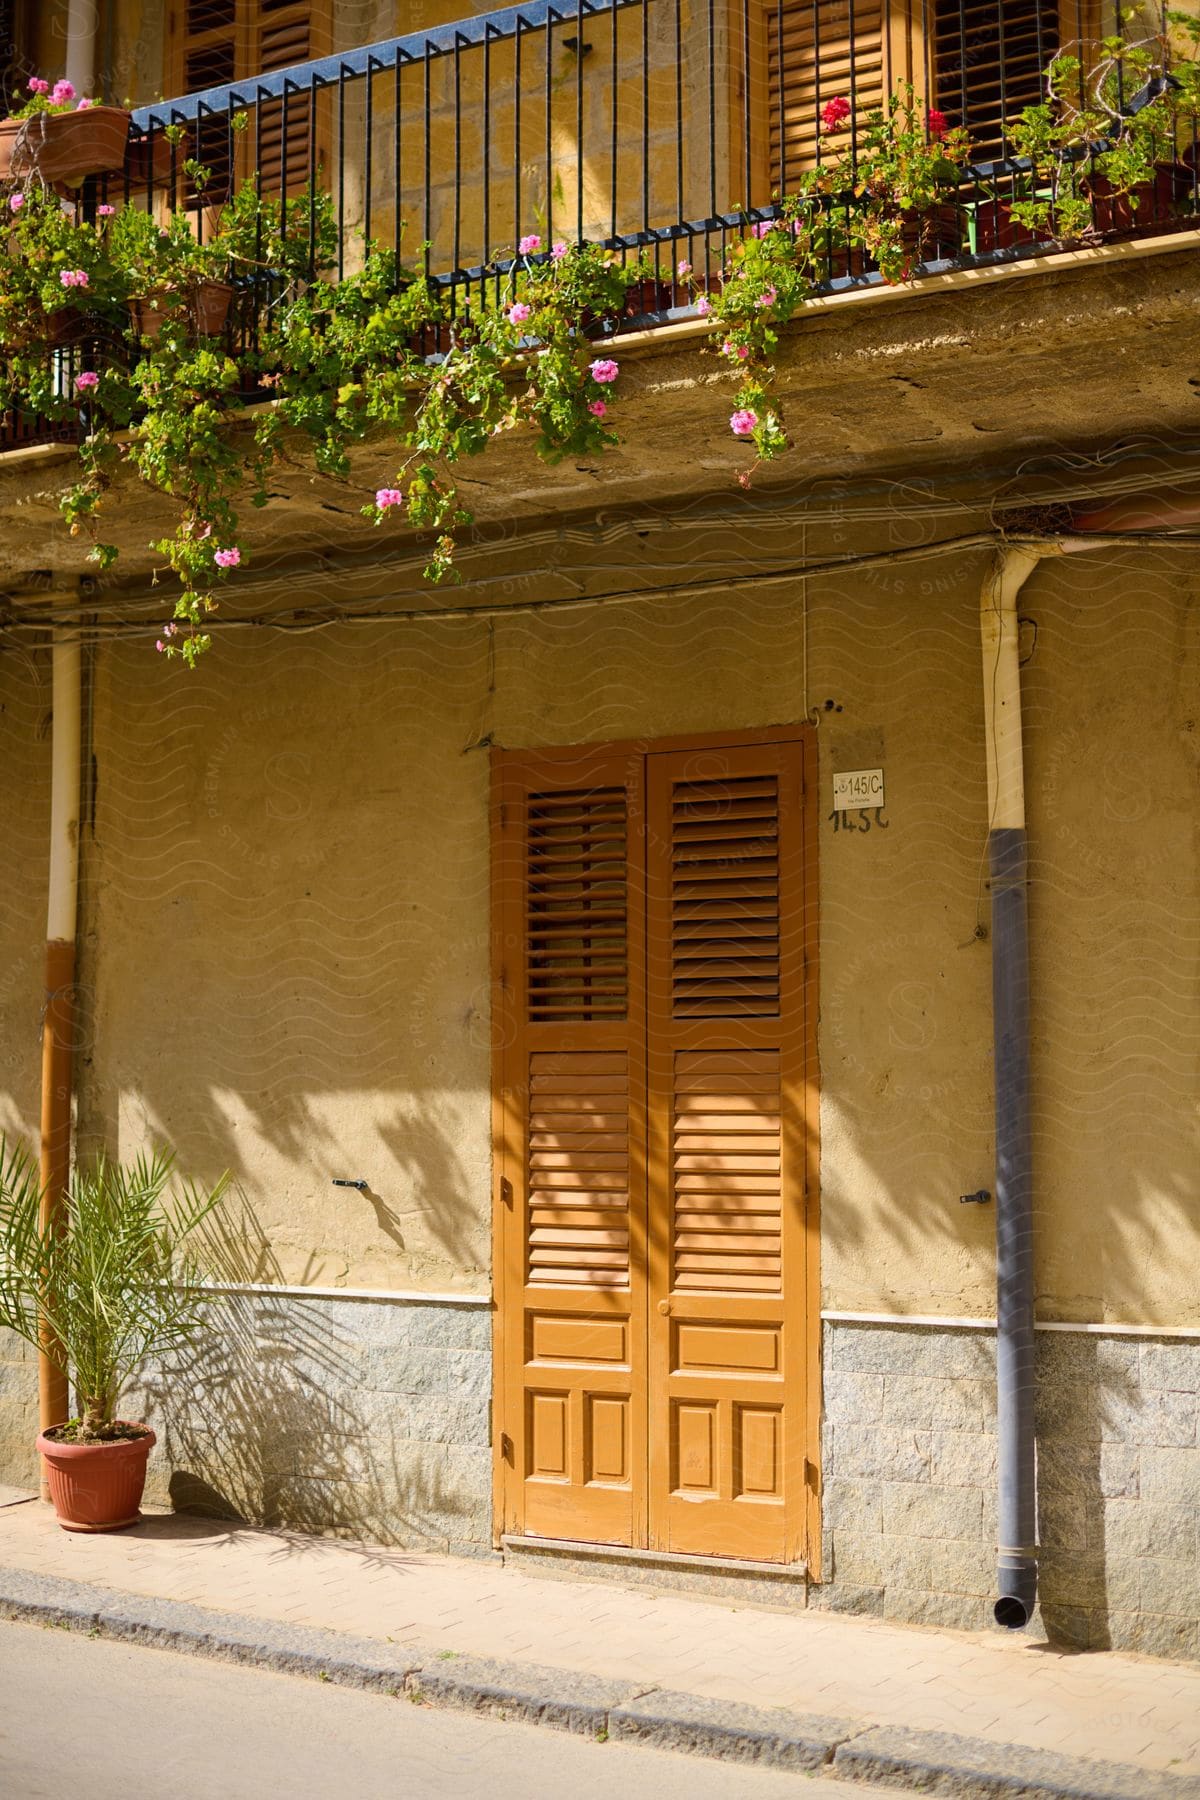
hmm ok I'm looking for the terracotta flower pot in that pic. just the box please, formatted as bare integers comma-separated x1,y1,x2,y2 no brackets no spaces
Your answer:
1085,162,1194,236
901,200,964,263
127,294,170,341
123,131,176,193
36,1424,156,1532
191,278,233,336
622,276,673,320
128,281,231,340
972,198,1045,255
0,107,131,186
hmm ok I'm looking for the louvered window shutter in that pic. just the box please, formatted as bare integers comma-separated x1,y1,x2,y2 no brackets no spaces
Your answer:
176,0,238,203
931,0,1061,161
765,0,892,188
170,0,325,203
253,0,319,196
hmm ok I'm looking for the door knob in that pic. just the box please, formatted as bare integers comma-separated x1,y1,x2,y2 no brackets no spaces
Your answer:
658,1299,670,1316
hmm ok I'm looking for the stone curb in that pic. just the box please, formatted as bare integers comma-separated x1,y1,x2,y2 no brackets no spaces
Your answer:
609,1687,859,1770
832,1727,1200,1800
2,1564,1199,1799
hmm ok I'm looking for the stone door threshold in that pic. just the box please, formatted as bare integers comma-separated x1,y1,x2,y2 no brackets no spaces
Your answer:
502,1534,808,1607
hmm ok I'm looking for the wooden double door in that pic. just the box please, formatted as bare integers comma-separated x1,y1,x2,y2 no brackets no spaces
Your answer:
492,729,818,1565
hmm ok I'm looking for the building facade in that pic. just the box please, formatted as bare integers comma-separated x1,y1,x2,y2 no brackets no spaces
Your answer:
1,0,1198,1660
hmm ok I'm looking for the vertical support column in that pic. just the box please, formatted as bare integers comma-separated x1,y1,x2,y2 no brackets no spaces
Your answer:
38,633,82,1461
980,545,1041,1629
64,0,97,98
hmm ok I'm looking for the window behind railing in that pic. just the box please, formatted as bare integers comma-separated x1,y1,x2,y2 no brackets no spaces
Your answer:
171,0,328,206
933,0,1063,162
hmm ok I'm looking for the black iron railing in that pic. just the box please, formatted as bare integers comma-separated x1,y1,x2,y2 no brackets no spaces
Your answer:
3,0,1198,449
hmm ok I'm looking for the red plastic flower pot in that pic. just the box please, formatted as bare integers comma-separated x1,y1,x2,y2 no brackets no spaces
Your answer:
36,1425,156,1532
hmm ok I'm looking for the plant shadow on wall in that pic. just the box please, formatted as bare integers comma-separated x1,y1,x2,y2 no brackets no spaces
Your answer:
2,30,1197,662
136,1193,478,1550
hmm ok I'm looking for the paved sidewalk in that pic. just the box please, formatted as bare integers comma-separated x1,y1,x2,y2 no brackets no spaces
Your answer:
2,1486,1199,1788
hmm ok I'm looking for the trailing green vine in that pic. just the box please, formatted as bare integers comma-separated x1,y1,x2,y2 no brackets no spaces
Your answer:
1,29,1196,665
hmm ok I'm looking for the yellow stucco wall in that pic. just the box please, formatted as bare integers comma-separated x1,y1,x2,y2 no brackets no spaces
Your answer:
0,644,50,1144
3,541,1176,1324
97,0,748,277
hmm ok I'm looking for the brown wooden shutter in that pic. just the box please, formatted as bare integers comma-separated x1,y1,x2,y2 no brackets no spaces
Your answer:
765,0,892,187
175,0,239,203
493,747,648,1548
168,0,327,202
931,0,1061,160
253,0,318,196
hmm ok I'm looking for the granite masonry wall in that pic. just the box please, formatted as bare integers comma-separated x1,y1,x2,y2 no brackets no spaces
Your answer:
0,1328,38,1491
819,1321,1200,1660
124,1292,494,1553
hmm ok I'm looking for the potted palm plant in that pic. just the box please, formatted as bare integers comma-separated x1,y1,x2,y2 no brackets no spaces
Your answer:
0,1139,227,1531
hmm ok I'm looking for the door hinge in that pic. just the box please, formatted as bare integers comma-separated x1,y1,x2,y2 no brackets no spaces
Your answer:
501,1432,514,1463
500,1177,514,1208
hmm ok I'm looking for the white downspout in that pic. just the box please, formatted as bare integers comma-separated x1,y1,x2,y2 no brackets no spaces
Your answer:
38,630,82,1469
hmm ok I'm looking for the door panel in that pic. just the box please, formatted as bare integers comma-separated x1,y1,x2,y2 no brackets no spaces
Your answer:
645,743,809,1563
493,748,647,1548
495,732,813,1566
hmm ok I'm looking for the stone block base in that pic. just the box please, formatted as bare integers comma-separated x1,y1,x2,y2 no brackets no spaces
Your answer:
818,1320,1200,1659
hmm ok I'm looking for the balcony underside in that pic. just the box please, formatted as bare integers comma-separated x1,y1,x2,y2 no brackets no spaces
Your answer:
2,234,1198,619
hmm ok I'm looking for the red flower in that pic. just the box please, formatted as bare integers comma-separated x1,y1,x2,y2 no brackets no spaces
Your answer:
927,107,949,141
821,95,851,134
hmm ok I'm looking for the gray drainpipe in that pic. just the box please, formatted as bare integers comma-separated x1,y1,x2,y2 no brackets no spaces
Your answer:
980,545,1046,1629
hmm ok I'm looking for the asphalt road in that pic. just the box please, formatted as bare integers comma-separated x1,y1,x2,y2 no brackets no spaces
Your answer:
0,1617,861,1799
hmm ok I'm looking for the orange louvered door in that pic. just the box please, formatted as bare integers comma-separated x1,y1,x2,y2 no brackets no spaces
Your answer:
645,741,810,1562
493,748,648,1547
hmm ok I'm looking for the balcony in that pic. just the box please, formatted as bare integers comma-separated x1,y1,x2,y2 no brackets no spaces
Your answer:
22,3,1200,309
1,0,1197,466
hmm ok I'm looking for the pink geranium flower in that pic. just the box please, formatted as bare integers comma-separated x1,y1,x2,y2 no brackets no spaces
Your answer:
588,399,607,418
755,286,777,310
76,97,94,110
27,78,49,95
508,301,531,325
375,488,403,509
97,203,115,217
74,371,99,391
695,294,711,316
518,233,541,254
821,95,851,134
51,80,75,103
8,193,23,212
213,547,241,569
677,259,692,277
551,241,568,260
730,408,758,437
60,269,88,288
588,358,619,384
